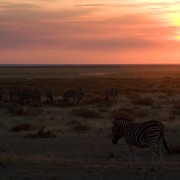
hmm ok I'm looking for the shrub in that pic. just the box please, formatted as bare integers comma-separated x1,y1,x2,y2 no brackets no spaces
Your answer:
71,108,101,118
86,95,105,104
6,104,43,116
7,103,24,116
23,107,43,116
170,145,180,154
135,108,148,118
10,123,35,132
66,120,81,126
24,126,56,139
96,101,113,112
68,124,91,133
172,100,180,115
111,107,135,121
131,95,154,106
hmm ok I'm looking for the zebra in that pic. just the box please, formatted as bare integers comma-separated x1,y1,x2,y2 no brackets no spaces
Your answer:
10,87,29,105
105,87,118,101
29,88,41,106
0,90,3,106
10,87,41,106
63,88,84,104
45,88,54,103
112,118,171,170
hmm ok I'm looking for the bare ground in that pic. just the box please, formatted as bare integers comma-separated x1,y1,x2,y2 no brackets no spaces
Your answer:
0,132,179,180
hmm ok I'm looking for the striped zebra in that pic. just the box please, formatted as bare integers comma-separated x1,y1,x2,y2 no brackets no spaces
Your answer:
10,87,41,106
106,87,118,101
29,88,41,106
45,88,54,103
10,87,28,105
112,118,171,169
0,90,3,106
63,88,84,104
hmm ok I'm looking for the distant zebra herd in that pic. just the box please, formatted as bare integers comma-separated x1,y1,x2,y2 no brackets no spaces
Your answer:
0,87,118,106
0,87,54,106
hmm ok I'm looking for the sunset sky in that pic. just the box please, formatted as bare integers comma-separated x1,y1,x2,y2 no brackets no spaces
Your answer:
0,0,180,64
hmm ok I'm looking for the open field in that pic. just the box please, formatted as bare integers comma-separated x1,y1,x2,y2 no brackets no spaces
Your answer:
0,65,180,179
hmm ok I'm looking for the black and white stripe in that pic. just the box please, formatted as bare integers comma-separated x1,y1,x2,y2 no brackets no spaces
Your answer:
63,88,84,104
112,118,171,169
10,87,41,106
106,87,118,101
45,88,54,103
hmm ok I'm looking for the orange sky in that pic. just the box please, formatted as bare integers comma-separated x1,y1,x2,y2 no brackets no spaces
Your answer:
0,0,180,64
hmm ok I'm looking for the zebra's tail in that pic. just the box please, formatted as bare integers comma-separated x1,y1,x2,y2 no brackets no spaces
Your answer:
163,135,171,153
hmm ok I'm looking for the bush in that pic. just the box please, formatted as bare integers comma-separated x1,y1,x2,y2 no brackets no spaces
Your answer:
10,123,35,132
170,145,180,154
7,104,24,116
7,104,43,116
68,124,91,133
171,100,180,115
135,108,148,118
71,108,101,118
131,96,154,106
111,107,135,121
86,95,105,104
24,126,56,139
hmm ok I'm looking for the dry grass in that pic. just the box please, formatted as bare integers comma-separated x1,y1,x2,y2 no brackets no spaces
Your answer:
6,103,24,116
111,107,135,121
10,123,36,132
23,126,56,139
71,107,102,118
6,104,43,116
0,66,179,179
171,100,180,115
68,124,92,133
170,145,180,154
130,95,154,106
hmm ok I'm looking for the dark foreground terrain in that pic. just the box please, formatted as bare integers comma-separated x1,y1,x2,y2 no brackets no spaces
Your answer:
0,133,179,180
0,65,179,179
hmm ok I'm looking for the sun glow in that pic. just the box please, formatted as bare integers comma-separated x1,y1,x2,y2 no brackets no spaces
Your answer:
166,10,180,40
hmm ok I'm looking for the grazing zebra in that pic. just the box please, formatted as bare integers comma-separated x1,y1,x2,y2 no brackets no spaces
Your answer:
10,87,28,105
0,90,3,106
29,88,41,106
45,88,54,103
106,87,118,101
63,88,84,104
10,87,41,106
112,118,171,169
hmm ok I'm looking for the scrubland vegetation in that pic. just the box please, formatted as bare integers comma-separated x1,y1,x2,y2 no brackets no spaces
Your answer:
0,65,179,179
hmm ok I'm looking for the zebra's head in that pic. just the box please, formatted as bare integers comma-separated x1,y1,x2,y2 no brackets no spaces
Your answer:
112,118,129,144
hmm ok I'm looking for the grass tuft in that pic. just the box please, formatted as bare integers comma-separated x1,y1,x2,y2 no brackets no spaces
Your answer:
10,123,35,132
170,145,180,154
130,95,154,106
23,126,56,139
71,107,101,118
68,124,91,133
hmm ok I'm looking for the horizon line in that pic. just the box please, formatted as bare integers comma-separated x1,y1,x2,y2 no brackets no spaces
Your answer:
0,63,180,67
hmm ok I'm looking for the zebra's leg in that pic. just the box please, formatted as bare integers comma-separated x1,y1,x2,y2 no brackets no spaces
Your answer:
148,143,159,171
158,137,164,170
128,145,141,170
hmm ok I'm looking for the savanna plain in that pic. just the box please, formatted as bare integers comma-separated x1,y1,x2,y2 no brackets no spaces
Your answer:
0,65,180,180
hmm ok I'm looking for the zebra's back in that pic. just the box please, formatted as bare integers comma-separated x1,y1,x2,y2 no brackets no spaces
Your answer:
124,120,165,148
